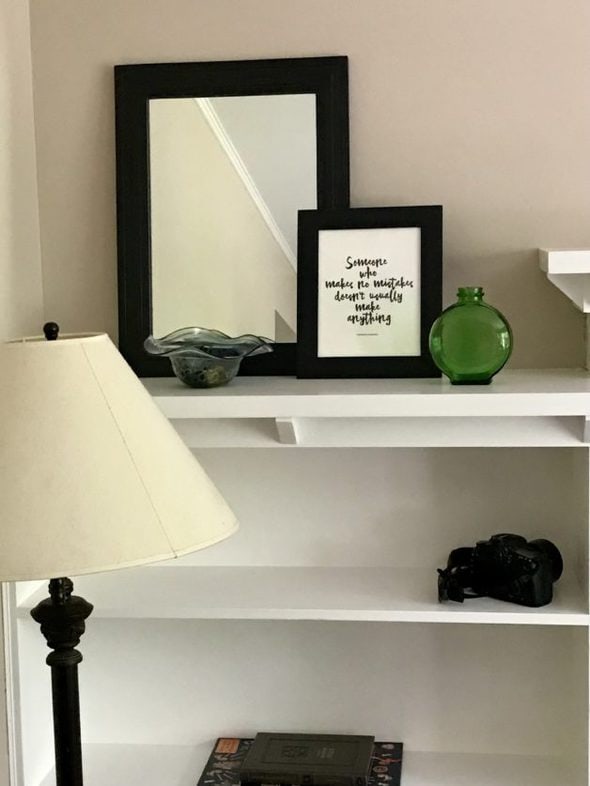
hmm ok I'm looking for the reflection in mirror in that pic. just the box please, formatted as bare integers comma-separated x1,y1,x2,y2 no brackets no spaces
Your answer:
149,94,317,342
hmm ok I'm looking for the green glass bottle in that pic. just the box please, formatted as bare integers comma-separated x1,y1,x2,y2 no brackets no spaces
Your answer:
429,287,512,384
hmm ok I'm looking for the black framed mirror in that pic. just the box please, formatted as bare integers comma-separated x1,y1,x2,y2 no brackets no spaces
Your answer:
115,56,350,377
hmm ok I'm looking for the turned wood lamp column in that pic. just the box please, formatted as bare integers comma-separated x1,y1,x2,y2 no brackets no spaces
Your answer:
31,578,92,786
0,325,238,785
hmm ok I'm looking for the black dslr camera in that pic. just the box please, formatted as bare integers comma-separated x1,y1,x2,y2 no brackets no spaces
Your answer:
438,533,563,607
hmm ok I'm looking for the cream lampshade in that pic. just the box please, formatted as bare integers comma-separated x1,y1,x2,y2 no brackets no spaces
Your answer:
0,330,238,580
0,326,238,786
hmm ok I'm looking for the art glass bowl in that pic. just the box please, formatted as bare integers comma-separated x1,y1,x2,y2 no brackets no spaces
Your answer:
144,327,274,388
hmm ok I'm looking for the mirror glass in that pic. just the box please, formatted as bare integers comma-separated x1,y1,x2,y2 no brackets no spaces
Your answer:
149,94,317,342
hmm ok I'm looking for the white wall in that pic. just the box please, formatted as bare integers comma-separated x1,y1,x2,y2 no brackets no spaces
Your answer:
0,0,44,782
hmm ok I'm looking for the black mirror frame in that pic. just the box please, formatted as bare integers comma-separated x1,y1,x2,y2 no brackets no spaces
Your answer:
115,56,350,377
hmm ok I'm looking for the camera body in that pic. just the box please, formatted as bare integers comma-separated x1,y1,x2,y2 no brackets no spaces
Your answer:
438,533,563,608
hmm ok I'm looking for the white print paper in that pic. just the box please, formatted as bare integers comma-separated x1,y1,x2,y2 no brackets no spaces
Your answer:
317,227,421,358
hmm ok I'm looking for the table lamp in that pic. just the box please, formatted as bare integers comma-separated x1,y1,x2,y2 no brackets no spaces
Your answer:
0,324,238,786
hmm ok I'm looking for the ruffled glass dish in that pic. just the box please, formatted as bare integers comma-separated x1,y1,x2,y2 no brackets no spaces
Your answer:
144,327,274,388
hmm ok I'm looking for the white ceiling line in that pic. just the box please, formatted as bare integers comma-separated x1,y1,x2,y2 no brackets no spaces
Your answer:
193,97,297,270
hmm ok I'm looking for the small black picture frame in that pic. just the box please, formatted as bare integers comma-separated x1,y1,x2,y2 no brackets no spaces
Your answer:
297,206,442,378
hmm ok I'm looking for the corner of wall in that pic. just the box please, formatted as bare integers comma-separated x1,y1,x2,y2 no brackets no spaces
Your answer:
0,0,46,783
0,0,44,344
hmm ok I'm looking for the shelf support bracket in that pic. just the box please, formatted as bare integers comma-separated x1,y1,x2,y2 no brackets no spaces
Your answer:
539,249,590,312
275,417,299,445
584,417,590,444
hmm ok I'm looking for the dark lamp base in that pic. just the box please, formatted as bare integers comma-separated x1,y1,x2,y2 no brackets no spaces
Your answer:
30,577,93,786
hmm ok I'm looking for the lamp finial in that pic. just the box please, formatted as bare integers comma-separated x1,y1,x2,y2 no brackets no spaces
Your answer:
43,322,60,341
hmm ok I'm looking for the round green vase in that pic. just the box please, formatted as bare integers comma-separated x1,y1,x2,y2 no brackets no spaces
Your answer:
429,287,512,385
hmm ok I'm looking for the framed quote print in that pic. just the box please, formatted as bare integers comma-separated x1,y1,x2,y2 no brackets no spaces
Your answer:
297,206,442,378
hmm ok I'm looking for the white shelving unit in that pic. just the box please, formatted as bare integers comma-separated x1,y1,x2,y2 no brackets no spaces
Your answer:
9,370,590,786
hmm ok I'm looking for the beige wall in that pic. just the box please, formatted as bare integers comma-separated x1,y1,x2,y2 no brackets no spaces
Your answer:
1,0,44,781
27,0,590,366
0,0,43,341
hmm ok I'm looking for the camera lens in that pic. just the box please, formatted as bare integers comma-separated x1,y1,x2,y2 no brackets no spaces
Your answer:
529,539,564,581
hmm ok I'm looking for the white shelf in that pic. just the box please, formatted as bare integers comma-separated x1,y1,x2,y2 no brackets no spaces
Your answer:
539,248,590,312
39,743,577,786
169,414,589,448
402,750,576,786
39,743,210,786
146,369,590,418
19,566,588,626
144,370,590,447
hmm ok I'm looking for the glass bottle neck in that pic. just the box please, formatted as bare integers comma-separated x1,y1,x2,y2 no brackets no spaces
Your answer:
457,287,484,303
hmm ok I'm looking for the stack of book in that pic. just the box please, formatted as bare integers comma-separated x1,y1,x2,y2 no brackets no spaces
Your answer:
197,733,403,786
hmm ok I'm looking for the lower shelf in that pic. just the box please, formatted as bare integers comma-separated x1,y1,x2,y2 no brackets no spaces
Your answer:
39,744,580,786
19,565,589,625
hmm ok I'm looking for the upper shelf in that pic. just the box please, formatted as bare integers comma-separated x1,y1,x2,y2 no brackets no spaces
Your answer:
146,369,590,419
144,371,590,447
